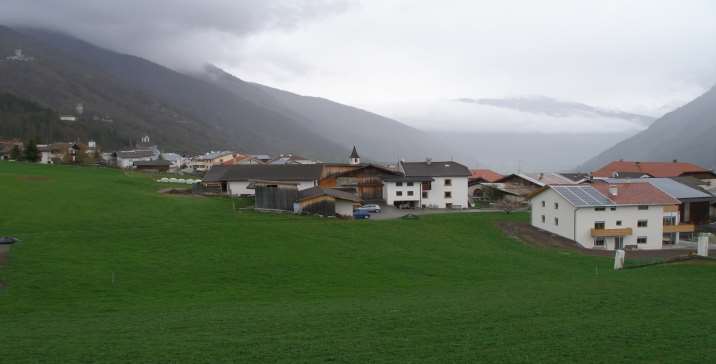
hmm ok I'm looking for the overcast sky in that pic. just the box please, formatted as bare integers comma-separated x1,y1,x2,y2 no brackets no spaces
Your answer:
2,0,716,130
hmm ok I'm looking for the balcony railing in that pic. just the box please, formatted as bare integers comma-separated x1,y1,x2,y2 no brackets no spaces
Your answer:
591,228,633,237
663,224,695,233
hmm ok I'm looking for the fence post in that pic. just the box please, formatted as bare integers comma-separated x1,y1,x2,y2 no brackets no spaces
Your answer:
614,249,625,270
697,233,710,257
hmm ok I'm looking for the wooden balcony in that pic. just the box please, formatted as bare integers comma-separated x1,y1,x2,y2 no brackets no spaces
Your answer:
591,228,633,237
663,205,680,213
663,224,695,233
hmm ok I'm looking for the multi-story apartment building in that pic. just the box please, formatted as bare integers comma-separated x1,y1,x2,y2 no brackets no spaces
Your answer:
530,183,695,250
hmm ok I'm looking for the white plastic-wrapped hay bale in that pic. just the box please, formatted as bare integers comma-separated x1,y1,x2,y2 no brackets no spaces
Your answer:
177,179,186,184
160,177,170,183
169,178,178,183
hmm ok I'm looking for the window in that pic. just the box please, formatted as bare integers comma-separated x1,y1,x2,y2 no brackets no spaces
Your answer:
637,236,648,244
554,202,559,209
554,217,559,226
616,220,622,226
663,216,676,226
407,182,414,187
638,205,649,210
595,207,606,211
444,191,452,198
407,191,414,196
594,237,605,247
422,191,428,198
444,179,452,186
422,181,432,190
541,215,545,223
638,220,648,228
610,207,617,211
594,221,605,229
396,182,403,187
396,191,403,196
541,201,546,207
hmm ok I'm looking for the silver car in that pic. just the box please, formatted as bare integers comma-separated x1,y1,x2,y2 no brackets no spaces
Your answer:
361,204,382,213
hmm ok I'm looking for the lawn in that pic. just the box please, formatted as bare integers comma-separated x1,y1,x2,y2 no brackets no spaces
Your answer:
1,162,715,363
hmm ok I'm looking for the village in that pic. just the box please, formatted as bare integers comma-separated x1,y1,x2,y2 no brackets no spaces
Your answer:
2,135,716,256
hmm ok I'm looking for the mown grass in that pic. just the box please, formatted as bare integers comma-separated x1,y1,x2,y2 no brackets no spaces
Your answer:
1,162,715,363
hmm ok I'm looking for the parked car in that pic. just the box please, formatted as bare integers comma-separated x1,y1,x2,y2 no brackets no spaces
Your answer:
353,208,371,219
361,204,382,213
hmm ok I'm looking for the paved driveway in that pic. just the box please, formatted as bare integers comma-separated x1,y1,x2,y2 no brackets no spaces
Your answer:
365,205,522,220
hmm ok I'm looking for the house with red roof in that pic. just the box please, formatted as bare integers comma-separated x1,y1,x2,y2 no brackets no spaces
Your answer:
529,182,694,250
469,169,503,183
592,160,716,179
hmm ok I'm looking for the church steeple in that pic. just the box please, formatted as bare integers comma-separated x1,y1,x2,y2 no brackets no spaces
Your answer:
349,145,360,165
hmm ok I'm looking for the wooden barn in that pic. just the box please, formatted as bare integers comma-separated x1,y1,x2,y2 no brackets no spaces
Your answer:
251,180,300,211
319,164,401,203
296,187,362,217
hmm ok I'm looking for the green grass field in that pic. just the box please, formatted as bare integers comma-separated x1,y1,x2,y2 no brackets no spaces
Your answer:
1,162,715,363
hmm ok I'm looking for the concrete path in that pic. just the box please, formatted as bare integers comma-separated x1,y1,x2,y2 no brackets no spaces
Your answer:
366,205,525,220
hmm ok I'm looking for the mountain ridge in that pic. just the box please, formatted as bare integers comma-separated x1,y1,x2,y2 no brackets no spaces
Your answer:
580,85,716,171
0,26,439,162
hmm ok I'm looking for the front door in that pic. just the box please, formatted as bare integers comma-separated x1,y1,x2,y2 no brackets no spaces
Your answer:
615,237,624,250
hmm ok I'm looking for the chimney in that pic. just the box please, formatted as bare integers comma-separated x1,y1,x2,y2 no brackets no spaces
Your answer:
673,159,678,163
609,185,618,197
426,158,432,165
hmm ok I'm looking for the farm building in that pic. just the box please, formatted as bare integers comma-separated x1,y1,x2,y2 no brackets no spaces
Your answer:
251,180,301,211
202,164,323,196
319,163,402,202
134,159,172,172
297,186,362,217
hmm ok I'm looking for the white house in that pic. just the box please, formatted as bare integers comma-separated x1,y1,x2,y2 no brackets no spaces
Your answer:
202,164,323,196
529,183,695,250
382,159,470,208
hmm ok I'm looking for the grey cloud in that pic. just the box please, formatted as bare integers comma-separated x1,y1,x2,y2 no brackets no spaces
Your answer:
0,0,352,69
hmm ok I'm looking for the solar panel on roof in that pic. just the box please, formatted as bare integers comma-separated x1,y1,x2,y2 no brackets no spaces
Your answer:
553,185,611,207
571,187,594,204
588,187,612,204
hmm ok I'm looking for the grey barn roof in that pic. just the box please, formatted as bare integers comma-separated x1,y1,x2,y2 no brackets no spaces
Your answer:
117,150,155,159
604,178,714,201
400,161,471,177
203,164,323,183
133,160,171,166
551,185,613,207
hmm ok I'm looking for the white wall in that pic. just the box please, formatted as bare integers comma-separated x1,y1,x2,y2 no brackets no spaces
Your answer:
118,156,152,169
575,205,667,250
227,180,316,196
530,188,577,242
335,200,355,217
421,177,468,208
383,181,421,206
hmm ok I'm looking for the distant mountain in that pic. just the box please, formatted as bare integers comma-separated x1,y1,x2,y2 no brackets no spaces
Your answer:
199,65,440,162
580,85,716,171
456,96,655,127
0,26,435,161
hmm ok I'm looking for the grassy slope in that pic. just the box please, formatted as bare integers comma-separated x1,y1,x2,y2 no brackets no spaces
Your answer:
1,162,715,363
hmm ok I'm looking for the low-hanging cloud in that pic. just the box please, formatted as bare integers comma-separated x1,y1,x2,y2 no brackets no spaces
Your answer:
1,0,715,135
0,0,352,69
